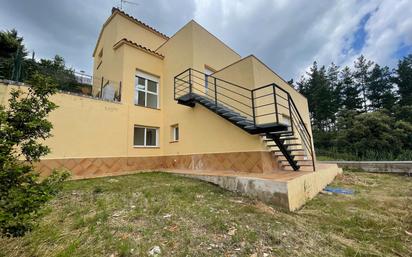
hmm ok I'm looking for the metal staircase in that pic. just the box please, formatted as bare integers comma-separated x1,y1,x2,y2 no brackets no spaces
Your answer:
174,68,315,171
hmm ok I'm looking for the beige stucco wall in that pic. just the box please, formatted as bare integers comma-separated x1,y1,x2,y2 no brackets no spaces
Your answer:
92,14,123,96
0,83,162,158
0,13,315,167
112,14,167,51
92,11,167,95
157,21,269,156
0,84,122,158
211,55,314,153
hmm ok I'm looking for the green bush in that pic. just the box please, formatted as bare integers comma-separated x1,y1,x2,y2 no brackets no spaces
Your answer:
316,148,412,161
314,110,412,161
0,73,69,237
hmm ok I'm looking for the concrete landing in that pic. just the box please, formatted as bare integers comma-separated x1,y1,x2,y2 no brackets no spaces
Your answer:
165,163,342,211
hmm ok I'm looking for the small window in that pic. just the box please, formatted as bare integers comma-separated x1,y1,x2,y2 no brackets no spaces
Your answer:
135,71,159,109
134,126,159,147
171,124,179,142
204,65,215,93
98,48,103,58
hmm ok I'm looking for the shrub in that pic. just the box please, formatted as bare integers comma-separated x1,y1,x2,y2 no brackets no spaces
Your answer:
0,73,69,236
315,110,412,161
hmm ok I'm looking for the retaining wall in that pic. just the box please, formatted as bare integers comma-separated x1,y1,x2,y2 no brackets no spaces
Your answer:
320,161,412,174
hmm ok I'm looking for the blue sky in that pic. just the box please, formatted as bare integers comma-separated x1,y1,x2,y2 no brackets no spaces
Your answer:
351,13,371,53
0,0,411,80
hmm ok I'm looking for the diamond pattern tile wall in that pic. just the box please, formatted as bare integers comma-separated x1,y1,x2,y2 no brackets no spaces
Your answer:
34,151,280,178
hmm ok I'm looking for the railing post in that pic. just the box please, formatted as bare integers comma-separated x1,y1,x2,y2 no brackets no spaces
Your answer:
173,77,176,100
100,77,104,99
214,77,217,107
311,140,316,171
272,84,279,123
118,81,122,102
188,69,192,95
288,94,294,133
251,90,256,127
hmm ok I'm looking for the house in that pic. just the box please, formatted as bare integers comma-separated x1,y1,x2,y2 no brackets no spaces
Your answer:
0,8,341,210
88,7,316,172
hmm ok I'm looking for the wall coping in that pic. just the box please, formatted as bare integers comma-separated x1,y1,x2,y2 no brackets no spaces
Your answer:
320,161,412,164
0,79,122,105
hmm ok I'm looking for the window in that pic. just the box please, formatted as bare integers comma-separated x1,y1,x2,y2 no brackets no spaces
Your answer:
135,71,159,109
171,124,179,142
133,126,159,147
204,66,215,93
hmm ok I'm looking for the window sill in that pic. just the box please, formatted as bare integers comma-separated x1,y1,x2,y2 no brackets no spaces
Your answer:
133,146,160,148
169,140,179,144
134,104,160,110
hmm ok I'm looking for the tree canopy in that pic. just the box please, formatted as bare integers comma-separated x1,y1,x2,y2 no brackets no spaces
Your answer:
295,54,412,160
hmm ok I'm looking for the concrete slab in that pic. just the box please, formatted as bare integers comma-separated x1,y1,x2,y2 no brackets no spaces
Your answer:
164,163,342,211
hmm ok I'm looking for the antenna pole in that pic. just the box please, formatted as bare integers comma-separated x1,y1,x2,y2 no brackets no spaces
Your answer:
120,0,139,10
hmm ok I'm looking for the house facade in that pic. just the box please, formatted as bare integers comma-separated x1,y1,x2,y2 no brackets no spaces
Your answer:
0,8,316,177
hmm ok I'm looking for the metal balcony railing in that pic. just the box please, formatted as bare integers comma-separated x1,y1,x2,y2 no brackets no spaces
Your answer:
174,68,315,171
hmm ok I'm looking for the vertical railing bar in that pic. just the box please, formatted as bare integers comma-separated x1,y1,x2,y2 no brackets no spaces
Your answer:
173,77,176,100
189,69,192,95
272,84,279,123
214,77,218,107
288,94,293,134
118,81,122,102
251,90,256,127
100,76,104,99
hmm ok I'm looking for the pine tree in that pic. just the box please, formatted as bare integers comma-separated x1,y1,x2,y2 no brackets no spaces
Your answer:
0,29,26,59
298,62,335,131
393,54,412,106
340,66,362,111
326,63,341,125
354,55,373,112
367,64,396,110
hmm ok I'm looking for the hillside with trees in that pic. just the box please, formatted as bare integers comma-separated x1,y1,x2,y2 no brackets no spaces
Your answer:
295,55,412,160
0,29,90,94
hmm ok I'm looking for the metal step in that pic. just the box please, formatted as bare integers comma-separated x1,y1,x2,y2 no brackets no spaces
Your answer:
274,153,308,157
272,148,304,152
222,111,239,118
283,143,301,147
216,108,230,114
236,120,253,126
280,136,298,140
229,116,248,122
204,102,216,107
280,163,313,167
267,131,293,136
279,159,312,164
262,138,274,142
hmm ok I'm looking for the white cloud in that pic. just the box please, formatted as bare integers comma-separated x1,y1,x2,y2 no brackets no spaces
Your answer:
193,0,411,79
361,0,412,67
1,0,411,79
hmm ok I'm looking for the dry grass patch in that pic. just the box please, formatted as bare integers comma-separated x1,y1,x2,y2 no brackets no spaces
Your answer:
0,171,411,257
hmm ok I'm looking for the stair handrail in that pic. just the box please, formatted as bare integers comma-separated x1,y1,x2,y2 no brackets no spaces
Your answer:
288,96,316,171
174,68,316,171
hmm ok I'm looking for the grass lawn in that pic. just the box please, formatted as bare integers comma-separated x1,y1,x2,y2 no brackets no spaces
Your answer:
0,170,411,257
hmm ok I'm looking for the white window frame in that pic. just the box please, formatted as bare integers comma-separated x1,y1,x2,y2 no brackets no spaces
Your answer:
133,126,159,148
204,66,214,94
135,71,159,109
171,124,179,142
